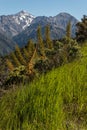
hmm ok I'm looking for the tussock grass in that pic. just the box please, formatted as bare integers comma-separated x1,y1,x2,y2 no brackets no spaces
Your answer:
0,44,87,130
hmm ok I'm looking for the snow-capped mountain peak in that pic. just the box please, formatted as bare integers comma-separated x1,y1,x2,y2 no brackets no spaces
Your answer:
0,10,35,37
16,10,35,18
13,10,35,29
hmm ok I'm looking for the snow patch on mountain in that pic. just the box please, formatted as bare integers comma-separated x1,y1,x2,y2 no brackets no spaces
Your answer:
0,10,35,37
12,10,35,30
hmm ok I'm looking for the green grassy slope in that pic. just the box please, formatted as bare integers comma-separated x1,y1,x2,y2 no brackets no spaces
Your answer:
0,43,87,130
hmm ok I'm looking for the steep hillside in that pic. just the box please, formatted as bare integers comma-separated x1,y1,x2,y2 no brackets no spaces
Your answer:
13,12,78,47
0,43,87,130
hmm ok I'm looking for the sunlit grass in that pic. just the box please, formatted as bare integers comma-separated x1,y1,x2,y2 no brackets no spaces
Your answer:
0,43,87,130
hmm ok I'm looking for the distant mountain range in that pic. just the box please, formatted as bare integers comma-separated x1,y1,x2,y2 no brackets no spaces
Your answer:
13,12,78,47
0,10,78,56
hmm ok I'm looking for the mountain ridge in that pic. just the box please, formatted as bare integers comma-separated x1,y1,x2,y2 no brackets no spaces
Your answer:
0,10,35,56
0,11,78,55
13,12,78,47
0,10,35,37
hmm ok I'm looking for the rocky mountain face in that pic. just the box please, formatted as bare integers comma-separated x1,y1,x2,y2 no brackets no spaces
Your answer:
13,12,78,47
0,31,16,56
0,10,35,37
0,10,34,56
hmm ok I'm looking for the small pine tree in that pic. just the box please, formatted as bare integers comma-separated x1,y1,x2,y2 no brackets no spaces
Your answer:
23,47,29,62
45,25,53,49
11,52,21,67
66,21,71,39
6,59,14,71
37,26,45,56
27,49,37,75
15,45,26,65
27,39,35,58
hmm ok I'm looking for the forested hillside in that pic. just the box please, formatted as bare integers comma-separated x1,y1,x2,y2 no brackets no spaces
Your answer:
0,23,79,89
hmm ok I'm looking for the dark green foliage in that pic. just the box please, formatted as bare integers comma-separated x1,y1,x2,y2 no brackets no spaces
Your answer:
4,65,26,86
34,58,51,73
76,15,87,42
0,57,9,87
4,65,37,87
54,40,63,50
27,39,35,58
45,48,56,57
22,47,29,62
6,59,14,71
61,37,80,62
15,45,26,65
11,52,21,67
67,40,80,60
4,44,36,87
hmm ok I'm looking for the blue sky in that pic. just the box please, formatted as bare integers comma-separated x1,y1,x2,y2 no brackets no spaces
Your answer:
0,0,87,20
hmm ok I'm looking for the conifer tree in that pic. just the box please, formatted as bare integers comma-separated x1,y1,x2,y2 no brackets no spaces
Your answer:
37,26,45,56
15,45,26,65
6,59,14,71
11,52,21,67
45,25,53,49
76,15,87,42
27,39,35,58
66,21,71,38
23,47,29,62
27,49,37,74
